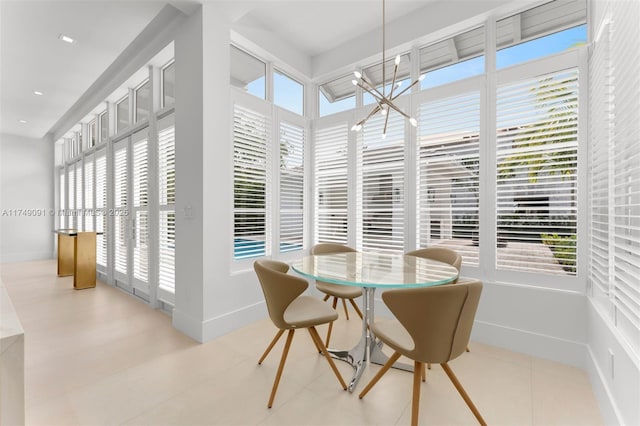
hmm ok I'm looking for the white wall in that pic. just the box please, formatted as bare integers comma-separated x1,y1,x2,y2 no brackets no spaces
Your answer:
0,133,54,262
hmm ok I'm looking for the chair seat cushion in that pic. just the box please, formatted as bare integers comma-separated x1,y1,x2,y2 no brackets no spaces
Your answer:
316,281,363,299
372,319,415,355
284,296,339,328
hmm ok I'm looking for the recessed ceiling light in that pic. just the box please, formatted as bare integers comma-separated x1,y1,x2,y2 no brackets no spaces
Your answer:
33,90,44,96
19,120,27,124
58,34,75,44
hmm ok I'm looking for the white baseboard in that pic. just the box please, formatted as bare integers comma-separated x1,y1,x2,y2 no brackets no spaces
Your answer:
471,319,587,369
586,346,623,425
201,301,266,342
0,251,53,264
173,301,267,343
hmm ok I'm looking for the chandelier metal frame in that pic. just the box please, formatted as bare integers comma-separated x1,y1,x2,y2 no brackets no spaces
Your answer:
351,0,424,137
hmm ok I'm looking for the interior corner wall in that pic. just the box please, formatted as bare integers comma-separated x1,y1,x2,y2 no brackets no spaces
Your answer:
0,133,54,263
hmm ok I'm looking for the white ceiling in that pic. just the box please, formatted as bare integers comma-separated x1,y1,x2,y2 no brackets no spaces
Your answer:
0,1,167,140
0,0,455,141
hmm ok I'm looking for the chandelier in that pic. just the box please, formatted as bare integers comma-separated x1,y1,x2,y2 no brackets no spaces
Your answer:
351,0,424,138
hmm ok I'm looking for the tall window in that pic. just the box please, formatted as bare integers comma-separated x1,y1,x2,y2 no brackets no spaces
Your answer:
162,61,175,108
314,123,349,245
95,149,107,268
496,69,579,275
74,161,83,230
233,103,269,259
99,111,108,143
89,120,97,148
58,168,65,229
84,155,94,231
158,115,176,301
114,141,128,275
417,90,481,265
132,130,149,287
279,120,304,252
496,0,586,69
589,0,640,354
135,80,151,122
116,96,129,133
273,70,304,115
319,74,356,117
357,113,405,252
230,45,266,100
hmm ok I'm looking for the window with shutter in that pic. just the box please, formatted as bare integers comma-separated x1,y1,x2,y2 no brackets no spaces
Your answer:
496,68,579,276
279,120,304,253
58,168,66,229
67,164,75,229
132,131,149,286
75,161,83,230
84,155,94,231
114,141,128,275
233,103,269,259
609,0,640,350
314,123,349,245
95,149,107,268
417,90,481,265
158,116,176,299
589,21,612,310
357,112,405,253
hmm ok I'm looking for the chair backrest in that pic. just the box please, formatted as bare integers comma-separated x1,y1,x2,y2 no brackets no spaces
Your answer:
405,247,462,282
254,260,308,329
381,280,482,364
310,243,357,255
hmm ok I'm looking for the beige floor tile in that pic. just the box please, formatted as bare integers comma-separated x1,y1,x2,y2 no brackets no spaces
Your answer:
1,260,605,426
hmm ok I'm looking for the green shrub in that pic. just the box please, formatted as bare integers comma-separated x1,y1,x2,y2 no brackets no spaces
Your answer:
540,233,576,274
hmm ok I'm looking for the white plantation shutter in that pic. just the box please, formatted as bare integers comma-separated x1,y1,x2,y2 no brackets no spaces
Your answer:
233,103,269,259
75,162,83,230
132,132,149,285
114,142,128,275
58,169,65,229
67,164,75,227
158,117,175,297
279,120,304,253
95,149,107,268
609,1,640,348
314,123,349,245
357,112,405,253
496,68,579,276
417,91,481,265
84,156,94,231
589,22,612,308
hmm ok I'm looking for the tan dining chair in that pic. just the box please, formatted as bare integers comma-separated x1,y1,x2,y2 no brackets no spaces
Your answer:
358,280,486,426
254,260,347,408
310,243,363,347
406,246,468,373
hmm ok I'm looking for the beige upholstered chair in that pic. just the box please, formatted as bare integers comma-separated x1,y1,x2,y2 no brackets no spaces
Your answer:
406,246,468,372
358,280,486,426
405,247,462,283
254,260,347,408
310,243,363,347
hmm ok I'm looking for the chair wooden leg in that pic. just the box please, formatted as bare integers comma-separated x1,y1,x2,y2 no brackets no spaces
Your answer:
466,346,470,352
441,363,487,426
323,294,330,302
258,329,285,365
427,363,431,370
308,326,347,390
421,362,426,382
325,297,339,347
342,298,350,320
268,329,295,408
349,298,363,319
358,351,402,398
411,361,422,426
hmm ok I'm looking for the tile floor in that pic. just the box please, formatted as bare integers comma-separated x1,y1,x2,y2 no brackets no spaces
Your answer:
2,260,604,425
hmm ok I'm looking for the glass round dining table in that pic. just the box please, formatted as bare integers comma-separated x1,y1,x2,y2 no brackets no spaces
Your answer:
291,251,459,392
